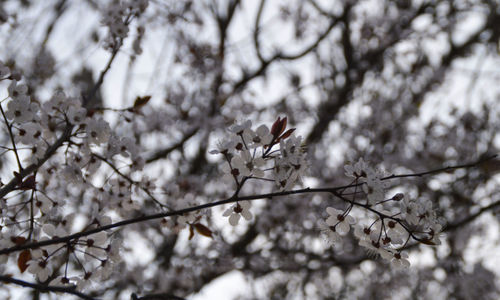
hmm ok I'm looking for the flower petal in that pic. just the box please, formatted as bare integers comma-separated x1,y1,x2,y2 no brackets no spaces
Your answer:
229,213,240,226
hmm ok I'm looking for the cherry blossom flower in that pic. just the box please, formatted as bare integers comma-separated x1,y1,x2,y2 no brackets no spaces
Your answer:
383,218,406,245
5,96,33,123
325,207,356,236
7,80,28,99
61,164,83,184
100,1,144,50
24,141,48,164
66,105,87,125
107,135,138,158
359,237,385,256
243,124,273,148
400,198,420,225
273,134,307,191
416,199,439,227
354,223,379,243
209,137,238,155
223,201,253,226
84,231,109,259
85,118,111,145
230,150,266,178
273,165,290,191
229,120,252,135
34,193,55,216
344,157,369,178
391,251,410,268
16,122,43,145
279,134,303,165
168,194,203,233
363,174,386,205
318,219,341,245
427,223,444,245
27,249,52,281
122,198,140,211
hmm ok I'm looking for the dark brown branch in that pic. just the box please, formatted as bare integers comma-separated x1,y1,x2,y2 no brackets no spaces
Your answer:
84,39,121,107
0,103,23,171
253,0,266,62
276,17,339,61
0,155,492,255
446,199,500,231
145,128,198,163
0,275,97,300
233,11,341,92
131,293,186,300
41,0,68,47
381,154,498,180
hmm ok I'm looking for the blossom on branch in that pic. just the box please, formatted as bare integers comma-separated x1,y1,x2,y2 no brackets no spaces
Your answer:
325,207,356,236
223,201,253,226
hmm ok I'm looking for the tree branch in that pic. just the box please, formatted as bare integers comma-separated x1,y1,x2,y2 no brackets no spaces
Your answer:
0,275,97,300
0,155,493,255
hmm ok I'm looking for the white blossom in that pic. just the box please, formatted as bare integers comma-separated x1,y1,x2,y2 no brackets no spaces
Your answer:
391,251,410,268
230,150,266,178
27,249,52,282
318,219,342,245
344,157,369,178
5,96,33,123
85,118,111,145
243,124,273,148
223,201,253,226
229,120,252,135
325,207,356,236
400,197,420,225
7,80,28,99
16,122,43,145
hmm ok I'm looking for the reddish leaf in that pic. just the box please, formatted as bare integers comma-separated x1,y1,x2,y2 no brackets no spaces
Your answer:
11,236,26,245
188,225,195,240
419,239,436,246
279,117,287,136
18,250,31,273
270,117,282,137
86,109,96,117
194,223,213,238
133,95,151,109
271,116,288,138
277,128,296,142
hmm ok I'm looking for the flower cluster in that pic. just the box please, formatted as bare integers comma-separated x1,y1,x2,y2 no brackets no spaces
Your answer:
101,0,149,51
320,158,444,268
0,64,148,286
211,117,307,225
344,157,388,205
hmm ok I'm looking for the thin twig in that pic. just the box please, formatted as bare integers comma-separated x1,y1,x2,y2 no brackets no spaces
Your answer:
381,154,498,180
93,153,169,209
0,104,23,171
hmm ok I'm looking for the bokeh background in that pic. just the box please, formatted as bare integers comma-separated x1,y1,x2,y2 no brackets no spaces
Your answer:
0,0,499,299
